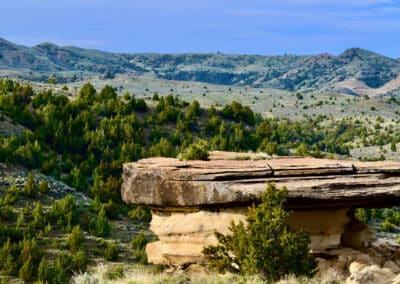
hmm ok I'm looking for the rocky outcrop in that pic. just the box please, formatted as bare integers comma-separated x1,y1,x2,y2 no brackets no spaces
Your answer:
122,155,400,209
121,152,400,280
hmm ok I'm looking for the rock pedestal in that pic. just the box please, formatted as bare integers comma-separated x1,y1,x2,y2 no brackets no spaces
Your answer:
121,152,400,281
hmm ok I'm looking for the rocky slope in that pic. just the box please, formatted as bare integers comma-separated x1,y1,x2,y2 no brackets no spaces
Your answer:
1,37,400,97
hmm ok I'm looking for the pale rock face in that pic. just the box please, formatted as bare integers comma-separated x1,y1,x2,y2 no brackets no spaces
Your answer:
147,208,247,265
147,207,352,265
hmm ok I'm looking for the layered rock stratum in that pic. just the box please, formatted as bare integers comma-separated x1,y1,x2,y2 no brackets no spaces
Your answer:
122,152,400,283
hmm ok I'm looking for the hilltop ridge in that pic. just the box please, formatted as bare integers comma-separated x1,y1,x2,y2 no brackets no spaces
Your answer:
1,38,400,97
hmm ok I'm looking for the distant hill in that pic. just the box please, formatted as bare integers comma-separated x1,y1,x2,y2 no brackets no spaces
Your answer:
1,37,400,97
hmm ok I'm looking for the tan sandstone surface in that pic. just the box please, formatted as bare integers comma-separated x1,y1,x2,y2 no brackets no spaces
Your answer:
121,153,400,282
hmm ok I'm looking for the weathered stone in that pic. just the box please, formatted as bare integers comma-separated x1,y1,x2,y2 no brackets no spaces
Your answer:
288,208,351,250
121,152,400,277
315,257,346,281
122,155,400,209
146,207,352,265
147,208,246,265
384,261,400,274
346,263,395,284
342,216,377,250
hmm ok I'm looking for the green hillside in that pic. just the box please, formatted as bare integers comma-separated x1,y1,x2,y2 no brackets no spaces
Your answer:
1,78,400,282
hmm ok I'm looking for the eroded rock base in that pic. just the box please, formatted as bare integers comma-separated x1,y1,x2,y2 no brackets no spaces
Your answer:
146,207,400,282
147,207,357,265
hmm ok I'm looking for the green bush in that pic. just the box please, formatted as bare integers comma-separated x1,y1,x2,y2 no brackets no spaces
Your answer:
382,219,396,233
128,206,152,223
104,242,119,261
23,173,37,198
66,225,85,253
131,232,149,264
19,258,34,281
72,250,88,272
203,184,316,281
38,181,50,194
104,266,124,280
4,184,19,204
180,140,209,161
50,195,77,232
0,239,18,276
32,202,46,228
355,208,372,224
89,207,110,237
38,257,52,282
131,232,148,251
134,250,148,265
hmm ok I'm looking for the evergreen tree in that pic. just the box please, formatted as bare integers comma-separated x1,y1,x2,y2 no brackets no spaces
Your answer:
66,225,85,253
23,173,37,198
180,140,209,160
90,207,110,237
203,184,316,281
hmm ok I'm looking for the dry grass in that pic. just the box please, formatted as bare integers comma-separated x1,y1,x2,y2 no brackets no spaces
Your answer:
72,264,346,284
72,264,265,284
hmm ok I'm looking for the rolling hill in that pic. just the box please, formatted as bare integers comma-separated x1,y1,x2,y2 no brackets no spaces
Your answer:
1,37,400,97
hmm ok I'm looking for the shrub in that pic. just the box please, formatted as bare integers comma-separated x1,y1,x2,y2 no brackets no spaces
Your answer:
38,257,52,282
294,143,310,157
23,173,37,198
53,254,72,283
90,207,111,237
32,202,46,228
50,195,77,231
73,250,88,272
131,232,149,264
203,184,316,281
128,206,152,223
0,239,18,276
4,184,19,204
180,140,209,161
66,225,85,253
104,266,124,280
131,232,148,251
355,208,371,224
103,199,123,219
382,219,396,233
134,249,148,265
38,181,50,194
19,258,34,281
104,242,119,261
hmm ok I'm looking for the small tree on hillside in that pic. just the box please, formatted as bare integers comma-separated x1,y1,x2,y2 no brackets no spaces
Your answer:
90,207,111,237
66,225,85,253
203,184,316,281
24,173,37,198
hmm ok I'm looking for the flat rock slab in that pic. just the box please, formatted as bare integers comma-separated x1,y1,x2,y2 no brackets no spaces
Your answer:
121,154,400,209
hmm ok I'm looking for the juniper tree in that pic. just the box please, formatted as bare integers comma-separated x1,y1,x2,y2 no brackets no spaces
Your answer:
203,184,316,281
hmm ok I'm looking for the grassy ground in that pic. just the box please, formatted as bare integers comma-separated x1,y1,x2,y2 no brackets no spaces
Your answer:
72,265,344,284
29,74,400,122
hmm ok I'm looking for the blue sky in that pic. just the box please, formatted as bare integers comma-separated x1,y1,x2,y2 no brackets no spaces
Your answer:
1,0,400,57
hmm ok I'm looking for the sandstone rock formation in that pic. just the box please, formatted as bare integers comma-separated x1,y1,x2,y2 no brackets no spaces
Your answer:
122,155,400,209
121,152,400,280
